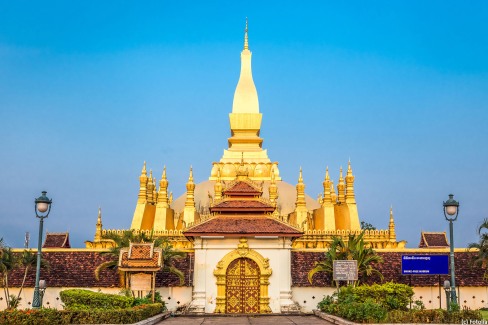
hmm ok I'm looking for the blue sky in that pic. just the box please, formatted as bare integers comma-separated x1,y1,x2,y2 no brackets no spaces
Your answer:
0,1,487,249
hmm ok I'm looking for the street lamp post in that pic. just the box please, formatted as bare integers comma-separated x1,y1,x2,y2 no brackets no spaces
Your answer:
32,191,52,309
443,194,459,309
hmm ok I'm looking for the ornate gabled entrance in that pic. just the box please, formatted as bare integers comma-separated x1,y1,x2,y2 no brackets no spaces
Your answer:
214,238,272,313
226,257,260,313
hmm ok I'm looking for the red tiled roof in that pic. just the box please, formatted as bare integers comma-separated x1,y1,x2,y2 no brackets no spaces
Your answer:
419,232,449,248
223,181,262,196
42,232,71,248
120,251,160,268
211,200,275,212
293,251,487,287
184,216,303,236
8,251,194,288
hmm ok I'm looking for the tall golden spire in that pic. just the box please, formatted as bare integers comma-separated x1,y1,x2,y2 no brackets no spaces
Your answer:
244,17,249,50
94,207,103,242
137,162,148,204
389,206,396,240
232,19,258,114
337,167,345,203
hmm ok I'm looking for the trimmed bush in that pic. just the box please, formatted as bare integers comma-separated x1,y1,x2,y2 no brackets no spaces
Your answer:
338,282,413,311
60,289,134,310
0,303,164,324
385,309,482,323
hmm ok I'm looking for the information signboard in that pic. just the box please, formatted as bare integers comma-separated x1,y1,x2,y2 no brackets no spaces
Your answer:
333,260,358,281
401,255,449,275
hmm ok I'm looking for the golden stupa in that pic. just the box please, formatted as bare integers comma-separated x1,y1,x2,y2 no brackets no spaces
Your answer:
86,21,405,251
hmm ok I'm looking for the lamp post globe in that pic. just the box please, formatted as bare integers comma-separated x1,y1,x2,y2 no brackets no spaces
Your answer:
443,194,459,309
32,191,52,309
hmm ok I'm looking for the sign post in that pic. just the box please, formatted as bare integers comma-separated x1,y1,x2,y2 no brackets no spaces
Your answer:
333,260,358,282
401,255,449,275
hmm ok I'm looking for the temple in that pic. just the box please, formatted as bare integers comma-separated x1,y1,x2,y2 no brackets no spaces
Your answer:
3,21,481,315
84,21,407,314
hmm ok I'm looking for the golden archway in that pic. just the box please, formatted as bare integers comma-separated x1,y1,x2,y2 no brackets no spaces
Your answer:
213,238,272,313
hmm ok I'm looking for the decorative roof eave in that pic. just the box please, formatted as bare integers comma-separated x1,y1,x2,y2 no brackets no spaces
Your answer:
118,267,161,272
183,232,302,238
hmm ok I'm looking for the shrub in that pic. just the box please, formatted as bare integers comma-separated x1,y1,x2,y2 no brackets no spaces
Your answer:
384,308,482,323
0,303,164,324
338,282,413,311
60,289,134,310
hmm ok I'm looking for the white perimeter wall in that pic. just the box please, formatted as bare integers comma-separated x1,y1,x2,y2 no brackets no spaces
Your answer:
0,287,193,311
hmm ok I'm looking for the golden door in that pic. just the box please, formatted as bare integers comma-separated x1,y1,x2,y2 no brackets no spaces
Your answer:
225,257,260,313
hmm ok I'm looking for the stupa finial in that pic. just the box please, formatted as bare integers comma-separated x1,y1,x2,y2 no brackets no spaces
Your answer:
244,17,249,50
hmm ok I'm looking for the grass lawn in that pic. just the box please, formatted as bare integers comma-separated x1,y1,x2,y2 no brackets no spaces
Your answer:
480,310,488,320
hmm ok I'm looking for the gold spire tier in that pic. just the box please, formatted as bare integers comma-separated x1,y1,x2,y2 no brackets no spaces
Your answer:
214,19,279,181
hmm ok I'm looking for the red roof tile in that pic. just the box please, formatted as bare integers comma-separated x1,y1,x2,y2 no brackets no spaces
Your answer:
223,181,262,196
184,216,303,236
8,251,194,288
293,251,488,287
419,232,449,248
211,199,275,212
42,232,71,248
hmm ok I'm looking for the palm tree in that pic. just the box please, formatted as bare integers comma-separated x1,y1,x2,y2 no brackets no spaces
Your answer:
0,244,17,308
94,230,186,286
15,249,49,301
467,218,488,279
308,232,383,287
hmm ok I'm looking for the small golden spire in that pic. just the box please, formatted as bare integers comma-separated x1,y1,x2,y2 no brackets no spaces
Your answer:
337,166,345,203
214,167,223,201
186,166,196,207
295,167,306,207
322,167,331,205
137,162,148,204
389,205,396,240
269,167,278,206
244,17,249,50
345,161,356,204
157,166,169,207
94,207,103,242
169,191,173,205
330,181,337,203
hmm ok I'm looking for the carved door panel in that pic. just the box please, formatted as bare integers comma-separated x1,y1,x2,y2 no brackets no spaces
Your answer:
225,257,260,313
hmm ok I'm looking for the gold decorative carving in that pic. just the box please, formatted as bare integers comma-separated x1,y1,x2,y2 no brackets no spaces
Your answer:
214,238,272,314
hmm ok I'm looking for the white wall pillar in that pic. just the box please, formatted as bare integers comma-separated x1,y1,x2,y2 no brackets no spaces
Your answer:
187,238,206,314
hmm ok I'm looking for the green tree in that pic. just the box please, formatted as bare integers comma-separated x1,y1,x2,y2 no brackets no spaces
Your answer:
0,239,49,309
467,218,488,279
308,232,383,288
94,231,186,286
0,239,17,309
360,221,376,231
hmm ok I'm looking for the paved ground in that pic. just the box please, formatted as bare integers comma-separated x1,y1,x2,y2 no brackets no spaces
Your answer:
157,315,333,325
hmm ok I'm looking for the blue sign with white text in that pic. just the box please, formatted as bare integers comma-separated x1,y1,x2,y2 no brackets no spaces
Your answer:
401,255,449,275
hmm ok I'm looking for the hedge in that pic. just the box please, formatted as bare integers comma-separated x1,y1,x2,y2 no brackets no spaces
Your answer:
0,303,164,324
59,289,134,310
